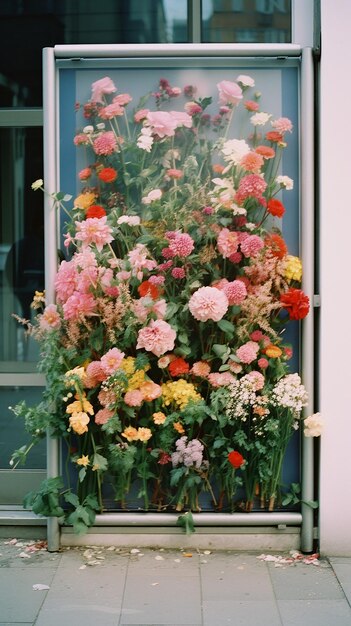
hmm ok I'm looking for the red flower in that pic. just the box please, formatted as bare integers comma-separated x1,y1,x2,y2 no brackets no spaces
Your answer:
158,451,172,465
86,204,106,218
280,288,310,320
168,357,190,377
98,167,118,183
265,130,283,143
267,198,285,218
137,280,160,299
264,233,288,259
228,450,244,469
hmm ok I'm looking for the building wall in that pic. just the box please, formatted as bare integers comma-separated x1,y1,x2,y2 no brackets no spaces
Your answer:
319,0,351,556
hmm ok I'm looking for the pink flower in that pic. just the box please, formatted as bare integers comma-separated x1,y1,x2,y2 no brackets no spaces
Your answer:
184,101,202,115
171,267,186,279
250,330,264,341
208,372,236,387
217,228,239,258
246,370,265,390
93,132,117,155
99,103,124,119
136,319,176,356
55,260,78,302
240,234,264,258
78,167,92,181
124,390,144,407
191,361,211,377
258,357,269,369
134,108,149,122
63,292,96,320
128,244,157,279
141,189,162,204
169,110,193,128
223,280,247,305
95,408,114,425
146,111,178,138
235,174,267,204
217,80,243,105
101,348,125,375
271,117,293,133
75,216,113,252
244,100,260,112
168,232,194,258
240,151,264,173
113,93,132,105
85,361,107,387
74,133,89,146
166,168,183,180
91,77,117,103
189,286,228,322
39,304,61,330
236,341,259,364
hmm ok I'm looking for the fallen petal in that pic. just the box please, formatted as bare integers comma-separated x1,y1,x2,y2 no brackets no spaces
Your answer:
33,584,50,591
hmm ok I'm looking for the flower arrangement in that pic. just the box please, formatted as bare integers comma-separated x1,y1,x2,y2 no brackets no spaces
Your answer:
11,73,322,533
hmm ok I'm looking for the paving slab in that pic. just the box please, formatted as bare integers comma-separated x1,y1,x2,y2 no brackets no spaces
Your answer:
267,559,345,600
328,556,351,605
277,599,351,625
0,567,55,622
202,599,282,626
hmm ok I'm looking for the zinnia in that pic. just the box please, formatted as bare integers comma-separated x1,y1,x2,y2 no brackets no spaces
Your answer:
98,167,118,183
189,286,228,322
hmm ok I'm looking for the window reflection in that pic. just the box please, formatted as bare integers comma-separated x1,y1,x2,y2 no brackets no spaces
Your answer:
202,0,291,43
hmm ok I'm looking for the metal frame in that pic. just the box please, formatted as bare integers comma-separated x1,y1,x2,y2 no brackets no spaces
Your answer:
41,42,315,552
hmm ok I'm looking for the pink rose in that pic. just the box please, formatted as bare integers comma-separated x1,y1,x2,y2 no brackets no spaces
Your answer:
146,111,178,138
217,80,243,105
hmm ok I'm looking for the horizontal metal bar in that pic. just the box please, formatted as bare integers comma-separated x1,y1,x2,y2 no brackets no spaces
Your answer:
53,43,302,59
87,512,302,527
0,108,43,126
0,373,46,386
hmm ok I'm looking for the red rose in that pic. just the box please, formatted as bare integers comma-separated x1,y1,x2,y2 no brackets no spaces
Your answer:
228,450,244,469
280,288,310,320
169,357,190,377
267,198,285,218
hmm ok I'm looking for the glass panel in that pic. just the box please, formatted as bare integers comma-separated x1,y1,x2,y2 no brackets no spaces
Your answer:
0,127,44,371
0,387,46,469
202,0,292,43
0,0,189,106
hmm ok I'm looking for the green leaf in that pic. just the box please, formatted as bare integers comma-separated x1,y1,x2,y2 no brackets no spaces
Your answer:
92,453,108,472
78,467,87,482
64,492,80,508
177,511,195,535
217,319,235,334
212,344,229,358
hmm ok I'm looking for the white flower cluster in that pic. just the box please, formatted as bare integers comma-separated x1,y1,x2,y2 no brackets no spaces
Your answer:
226,376,260,421
271,373,308,414
171,436,204,468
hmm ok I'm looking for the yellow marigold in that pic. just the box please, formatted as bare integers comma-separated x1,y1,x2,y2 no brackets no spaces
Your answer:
73,191,97,210
173,421,185,434
66,394,94,416
69,412,90,435
284,255,302,282
161,380,202,410
137,427,152,442
127,369,146,391
119,357,136,376
265,344,283,358
76,455,90,467
121,426,139,442
153,412,167,425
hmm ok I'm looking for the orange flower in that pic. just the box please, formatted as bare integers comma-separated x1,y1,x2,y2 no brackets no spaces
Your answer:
255,145,275,159
212,163,225,174
139,381,162,401
86,204,106,218
265,130,283,143
168,357,190,377
137,280,160,299
264,233,288,259
173,422,185,434
265,344,283,358
98,167,118,183
228,450,244,468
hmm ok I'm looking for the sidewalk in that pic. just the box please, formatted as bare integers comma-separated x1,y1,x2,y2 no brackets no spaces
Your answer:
1,538,351,626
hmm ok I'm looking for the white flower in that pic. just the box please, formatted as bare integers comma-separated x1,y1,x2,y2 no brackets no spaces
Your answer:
221,139,250,165
117,215,141,226
31,179,44,191
304,413,324,437
250,112,272,126
141,189,162,205
236,74,255,88
96,122,106,130
276,175,294,190
83,125,94,134
137,127,154,152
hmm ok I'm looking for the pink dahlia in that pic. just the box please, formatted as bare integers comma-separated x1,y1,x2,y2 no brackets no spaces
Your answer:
55,260,78,303
236,341,259,364
75,216,113,252
62,292,96,320
189,286,228,322
168,233,194,258
207,372,236,387
223,280,247,305
93,131,117,156
240,234,264,258
171,267,186,279
217,228,239,258
101,347,125,376
136,319,176,357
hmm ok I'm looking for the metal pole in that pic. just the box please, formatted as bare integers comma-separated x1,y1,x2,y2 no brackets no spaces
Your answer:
43,47,60,552
188,0,202,43
300,47,315,553
86,511,302,527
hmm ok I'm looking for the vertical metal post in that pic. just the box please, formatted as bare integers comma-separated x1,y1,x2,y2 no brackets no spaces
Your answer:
300,47,315,553
43,47,60,552
188,0,202,43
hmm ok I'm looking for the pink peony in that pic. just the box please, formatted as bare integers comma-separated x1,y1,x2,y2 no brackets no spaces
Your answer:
93,131,118,155
91,77,117,103
217,80,243,105
62,292,96,320
189,286,228,322
146,111,178,138
217,228,239,258
101,348,125,375
75,216,113,252
136,319,176,357
240,234,264,258
236,341,259,364
223,280,247,305
124,390,144,407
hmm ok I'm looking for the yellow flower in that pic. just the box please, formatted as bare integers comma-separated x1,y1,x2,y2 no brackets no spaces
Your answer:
153,412,166,425
73,191,97,210
119,357,136,376
76,455,90,467
69,412,90,435
137,427,152,442
31,179,43,190
121,426,139,442
161,380,202,410
265,344,283,358
173,422,185,434
284,255,302,282
65,367,87,387
66,394,94,416
31,290,46,309
127,369,146,391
